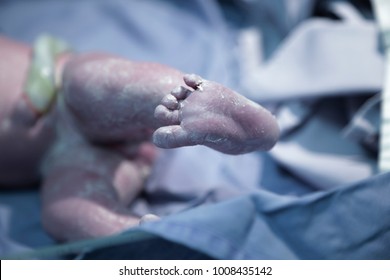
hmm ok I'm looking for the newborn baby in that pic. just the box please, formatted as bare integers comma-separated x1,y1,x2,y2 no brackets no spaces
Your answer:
0,36,279,242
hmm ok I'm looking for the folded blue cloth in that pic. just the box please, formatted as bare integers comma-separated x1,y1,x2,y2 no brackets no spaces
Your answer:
113,171,389,260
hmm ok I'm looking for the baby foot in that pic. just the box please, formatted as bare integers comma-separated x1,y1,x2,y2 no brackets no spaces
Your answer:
153,74,279,155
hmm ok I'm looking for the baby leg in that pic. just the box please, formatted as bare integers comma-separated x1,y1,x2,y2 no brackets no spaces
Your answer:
41,144,149,242
61,53,184,144
153,74,280,155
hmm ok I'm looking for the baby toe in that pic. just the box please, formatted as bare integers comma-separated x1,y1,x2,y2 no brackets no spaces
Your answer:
153,125,192,149
161,94,179,110
154,104,180,125
171,86,191,100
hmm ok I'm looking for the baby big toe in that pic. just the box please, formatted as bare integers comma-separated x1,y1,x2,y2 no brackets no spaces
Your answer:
183,74,203,90
154,104,180,125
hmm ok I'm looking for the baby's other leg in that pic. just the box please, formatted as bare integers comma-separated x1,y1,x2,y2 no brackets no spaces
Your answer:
154,74,280,155
61,53,184,144
41,146,148,242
